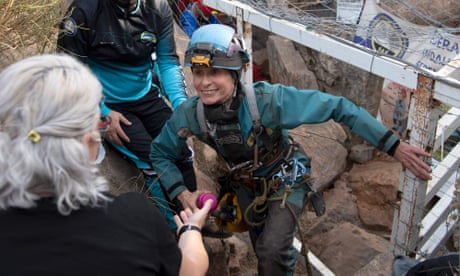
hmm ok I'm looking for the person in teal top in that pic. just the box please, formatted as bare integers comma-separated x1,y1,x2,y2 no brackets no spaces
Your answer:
150,24,432,275
57,0,197,231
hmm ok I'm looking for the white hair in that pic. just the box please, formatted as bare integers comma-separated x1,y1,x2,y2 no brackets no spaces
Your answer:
0,54,110,215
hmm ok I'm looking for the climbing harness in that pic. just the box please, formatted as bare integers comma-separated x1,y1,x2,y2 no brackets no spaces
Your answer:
214,156,325,233
271,159,326,217
197,83,327,275
214,192,250,232
272,158,306,208
197,83,327,273
198,83,325,222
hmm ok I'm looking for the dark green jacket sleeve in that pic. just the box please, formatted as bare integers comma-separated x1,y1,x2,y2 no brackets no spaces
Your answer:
150,98,201,200
253,82,399,152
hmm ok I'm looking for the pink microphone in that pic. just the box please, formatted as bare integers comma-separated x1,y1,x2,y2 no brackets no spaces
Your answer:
196,193,218,212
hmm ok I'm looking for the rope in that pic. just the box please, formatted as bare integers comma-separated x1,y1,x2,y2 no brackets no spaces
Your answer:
243,178,271,227
242,174,314,274
283,175,314,275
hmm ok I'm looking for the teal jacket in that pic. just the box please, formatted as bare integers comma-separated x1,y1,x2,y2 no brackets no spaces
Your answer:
150,81,399,200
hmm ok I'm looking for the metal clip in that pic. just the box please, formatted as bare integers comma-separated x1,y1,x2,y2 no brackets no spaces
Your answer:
280,185,292,208
272,158,307,185
290,159,299,185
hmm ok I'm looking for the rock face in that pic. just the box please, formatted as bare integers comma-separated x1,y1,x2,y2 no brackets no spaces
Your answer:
347,157,402,232
310,222,390,275
267,35,319,90
289,122,349,191
299,158,400,275
266,33,383,116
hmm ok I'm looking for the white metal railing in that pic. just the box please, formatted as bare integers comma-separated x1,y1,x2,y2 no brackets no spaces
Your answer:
205,0,460,108
203,0,460,273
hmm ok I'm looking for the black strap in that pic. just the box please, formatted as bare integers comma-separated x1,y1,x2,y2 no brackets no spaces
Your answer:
196,99,208,138
177,224,201,239
197,85,261,138
167,182,184,196
377,130,395,151
387,140,400,156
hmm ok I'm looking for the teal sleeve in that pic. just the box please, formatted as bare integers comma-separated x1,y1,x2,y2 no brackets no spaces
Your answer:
158,64,187,110
155,1,188,110
100,102,111,117
254,82,399,153
149,101,198,199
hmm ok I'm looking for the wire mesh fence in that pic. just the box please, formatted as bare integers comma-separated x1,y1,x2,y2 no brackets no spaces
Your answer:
171,0,459,83
3,0,459,75
234,0,460,72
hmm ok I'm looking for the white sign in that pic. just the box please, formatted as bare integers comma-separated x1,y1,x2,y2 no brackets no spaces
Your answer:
354,0,459,137
336,0,364,24
353,0,459,72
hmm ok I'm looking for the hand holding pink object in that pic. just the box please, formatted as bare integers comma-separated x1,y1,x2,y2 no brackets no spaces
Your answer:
196,193,217,212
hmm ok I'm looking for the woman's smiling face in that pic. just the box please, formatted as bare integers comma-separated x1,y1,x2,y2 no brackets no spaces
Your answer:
192,67,235,105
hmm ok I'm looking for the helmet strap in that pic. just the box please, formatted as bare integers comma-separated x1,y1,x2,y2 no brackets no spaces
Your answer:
229,70,241,98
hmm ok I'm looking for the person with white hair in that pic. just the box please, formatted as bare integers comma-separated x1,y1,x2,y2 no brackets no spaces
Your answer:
0,54,211,276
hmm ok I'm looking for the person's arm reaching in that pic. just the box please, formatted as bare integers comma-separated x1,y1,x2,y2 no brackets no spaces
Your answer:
175,199,213,276
258,82,433,181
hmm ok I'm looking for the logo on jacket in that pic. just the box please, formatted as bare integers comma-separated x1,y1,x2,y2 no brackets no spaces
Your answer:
140,32,157,44
60,17,77,37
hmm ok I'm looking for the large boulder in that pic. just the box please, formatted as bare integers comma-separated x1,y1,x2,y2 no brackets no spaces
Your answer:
310,222,391,276
267,35,319,90
289,120,349,191
298,154,402,275
265,32,383,116
347,156,401,232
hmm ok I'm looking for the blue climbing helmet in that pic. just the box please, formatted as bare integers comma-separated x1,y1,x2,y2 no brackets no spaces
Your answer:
184,24,250,70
